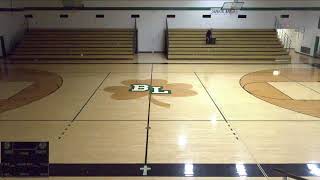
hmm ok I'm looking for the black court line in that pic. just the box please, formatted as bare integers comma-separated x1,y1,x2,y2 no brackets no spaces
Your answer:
194,72,242,140
194,72,227,121
5,72,153,74
1,163,317,177
1,119,320,121
56,72,111,140
144,64,153,165
49,163,263,177
2,62,299,65
220,119,320,121
193,72,270,176
149,119,320,121
72,72,111,121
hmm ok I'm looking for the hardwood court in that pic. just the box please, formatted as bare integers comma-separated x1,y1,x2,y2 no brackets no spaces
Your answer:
0,61,320,179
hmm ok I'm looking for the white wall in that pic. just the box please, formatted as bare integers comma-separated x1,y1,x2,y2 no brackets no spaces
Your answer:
2,0,320,53
9,0,320,8
0,0,12,8
279,11,320,56
298,12,320,56
12,0,62,8
26,10,166,52
25,9,309,52
27,10,135,28
0,0,25,57
0,12,25,57
136,11,166,52
169,10,289,29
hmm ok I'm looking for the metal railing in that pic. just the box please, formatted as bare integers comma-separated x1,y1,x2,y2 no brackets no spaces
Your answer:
280,18,306,34
295,26,306,34
278,30,293,50
273,168,308,180
165,18,169,59
274,16,280,29
133,18,138,54
274,16,293,52
0,36,7,58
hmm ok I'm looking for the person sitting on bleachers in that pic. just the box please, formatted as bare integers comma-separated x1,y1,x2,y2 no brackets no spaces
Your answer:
206,29,212,44
206,29,216,44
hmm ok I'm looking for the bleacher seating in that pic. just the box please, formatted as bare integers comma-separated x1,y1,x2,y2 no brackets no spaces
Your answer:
167,29,291,61
9,29,136,61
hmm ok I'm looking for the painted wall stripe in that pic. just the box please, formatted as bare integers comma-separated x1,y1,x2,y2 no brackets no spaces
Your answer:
1,7,320,12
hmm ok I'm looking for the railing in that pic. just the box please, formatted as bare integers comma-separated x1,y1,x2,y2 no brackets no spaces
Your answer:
273,168,308,180
274,16,284,29
0,36,9,76
134,29,138,54
281,19,306,34
134,18,138,54
275,16,293,52
274,16,307,52
0,36,7,58
274,16,280,29
278,30,292,51
24,16,30,32
165,18,169,59
295,26,306,34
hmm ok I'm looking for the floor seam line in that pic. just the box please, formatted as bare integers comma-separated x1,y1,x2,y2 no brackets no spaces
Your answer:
194,72,228,121
229,123,269,178
71,72,111,122
144,64,153,165
191,71,269,178
1,120,319,121
56,72,111,140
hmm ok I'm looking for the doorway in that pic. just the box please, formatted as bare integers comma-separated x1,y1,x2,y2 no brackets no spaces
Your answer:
138,11,166,53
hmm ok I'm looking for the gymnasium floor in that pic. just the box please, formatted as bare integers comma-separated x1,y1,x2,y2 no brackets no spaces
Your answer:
0,53,320,179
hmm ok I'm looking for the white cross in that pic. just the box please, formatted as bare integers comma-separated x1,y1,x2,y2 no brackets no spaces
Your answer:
140,165,151,176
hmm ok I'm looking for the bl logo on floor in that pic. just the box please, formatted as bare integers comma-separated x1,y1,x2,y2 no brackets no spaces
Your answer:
130,84,171,94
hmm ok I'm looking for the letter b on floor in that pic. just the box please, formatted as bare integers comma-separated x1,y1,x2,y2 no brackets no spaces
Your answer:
131,84,150,92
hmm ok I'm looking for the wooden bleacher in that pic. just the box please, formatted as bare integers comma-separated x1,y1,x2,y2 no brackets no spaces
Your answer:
9,29,136,61
167,29,291,61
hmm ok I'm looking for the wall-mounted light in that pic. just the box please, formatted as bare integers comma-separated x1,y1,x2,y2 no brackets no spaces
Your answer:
280,15,290,18
24,14,33,18
60,14,69,18
96,14,104,18
203,15,212,18
238,15,247,19
167,14,176,18
131,14,140,18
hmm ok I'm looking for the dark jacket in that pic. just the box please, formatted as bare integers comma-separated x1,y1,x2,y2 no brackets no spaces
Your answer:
206,30,213,44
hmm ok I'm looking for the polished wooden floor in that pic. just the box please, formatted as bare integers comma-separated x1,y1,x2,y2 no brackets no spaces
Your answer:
0,53,320,180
